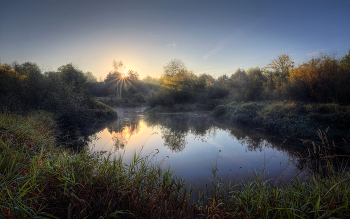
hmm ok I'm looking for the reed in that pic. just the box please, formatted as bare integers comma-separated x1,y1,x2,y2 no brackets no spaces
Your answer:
193,131,350,218
1,110,350,218
0,111,192,218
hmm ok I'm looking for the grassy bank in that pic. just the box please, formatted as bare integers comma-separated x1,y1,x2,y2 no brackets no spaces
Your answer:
85,99,119,122
53,98,118,140
96,96,146,108
145,104,205,114
211,101,350,140
0,111,192,218
1,111,350,218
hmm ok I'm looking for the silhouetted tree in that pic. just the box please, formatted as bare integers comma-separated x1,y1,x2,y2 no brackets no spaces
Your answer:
58,64,87,91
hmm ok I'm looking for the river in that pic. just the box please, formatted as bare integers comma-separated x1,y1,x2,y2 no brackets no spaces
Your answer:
87,107,302,193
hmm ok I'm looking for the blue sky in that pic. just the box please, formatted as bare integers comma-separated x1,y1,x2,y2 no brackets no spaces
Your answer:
1,0,350,79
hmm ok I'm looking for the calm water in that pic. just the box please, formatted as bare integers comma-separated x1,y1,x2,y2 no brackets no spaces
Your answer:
88,107,301,191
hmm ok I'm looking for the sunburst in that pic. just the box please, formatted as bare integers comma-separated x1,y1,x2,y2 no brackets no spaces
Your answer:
111,73,132,98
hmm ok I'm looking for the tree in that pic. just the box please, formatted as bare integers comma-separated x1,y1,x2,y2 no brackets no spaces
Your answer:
84,71,97,83
127,70,139,82
264,54,294,99
217,74,229,87
244,67,265,101
0,67,26,98
289,52,341,102
160,59,196,91
157,59,198,104
113,60,125,72
105,60,137,98
105,61,125,97
142,75,160,85
340,49,350,72
229,68,248,95
57,64,87,91
163,59,186,77
193,73,215,92
23,65,45,107
267,54,295,74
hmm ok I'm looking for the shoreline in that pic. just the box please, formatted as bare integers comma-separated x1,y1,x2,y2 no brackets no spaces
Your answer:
144,101,350,142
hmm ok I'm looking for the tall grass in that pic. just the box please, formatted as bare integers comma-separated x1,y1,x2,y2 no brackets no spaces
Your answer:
1,110,350,218
0,111,192,218
193,131,350,218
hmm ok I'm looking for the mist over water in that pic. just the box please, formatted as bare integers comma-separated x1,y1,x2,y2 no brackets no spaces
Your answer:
88,107,300,191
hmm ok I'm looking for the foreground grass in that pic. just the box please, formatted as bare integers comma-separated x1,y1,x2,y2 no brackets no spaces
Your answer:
0,111,192,218
195,141,350,218
1,111,350,218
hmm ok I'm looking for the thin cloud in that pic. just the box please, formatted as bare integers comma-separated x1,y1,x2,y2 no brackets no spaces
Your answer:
195,64,245,76
195,66,232,75
166,43,178,48
203,20,263,61
202,37,230,61
306,49,326,56
150,33,159,38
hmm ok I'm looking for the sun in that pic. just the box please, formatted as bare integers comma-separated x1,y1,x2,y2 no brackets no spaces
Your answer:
110,73,131,98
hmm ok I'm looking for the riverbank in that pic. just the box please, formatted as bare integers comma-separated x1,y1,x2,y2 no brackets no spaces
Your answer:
146,101,350,141
1,110,350,218
145,103,209,113
212,101,350,141
96,96,147,107
0,111,191,218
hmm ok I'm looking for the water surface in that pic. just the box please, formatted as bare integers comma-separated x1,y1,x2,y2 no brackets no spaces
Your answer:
88,107,300,191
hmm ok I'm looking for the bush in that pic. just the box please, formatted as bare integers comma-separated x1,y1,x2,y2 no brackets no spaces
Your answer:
207,86,230,99
210,105,227,117
214,101,350,139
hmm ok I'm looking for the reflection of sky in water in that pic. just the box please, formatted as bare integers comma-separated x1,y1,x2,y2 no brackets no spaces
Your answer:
89,108,299,192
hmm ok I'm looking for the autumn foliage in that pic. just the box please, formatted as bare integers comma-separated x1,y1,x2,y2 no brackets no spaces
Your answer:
147,50,350,108
289,52,350,103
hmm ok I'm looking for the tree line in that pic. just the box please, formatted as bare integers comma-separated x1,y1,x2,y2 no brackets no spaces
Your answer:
146,50,350,109
0,61,117,133
2,49,349,120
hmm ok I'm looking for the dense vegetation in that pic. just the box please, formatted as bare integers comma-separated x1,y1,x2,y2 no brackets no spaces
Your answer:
0,61,117,137
140,51,350,140
56,50,350,113
145,51,350,110
0,111,192,218
1,111,349,218
1,51,350,218
210,101,350,140
88,60,159,107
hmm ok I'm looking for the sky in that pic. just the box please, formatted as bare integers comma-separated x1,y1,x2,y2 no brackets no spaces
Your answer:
1,0,350,80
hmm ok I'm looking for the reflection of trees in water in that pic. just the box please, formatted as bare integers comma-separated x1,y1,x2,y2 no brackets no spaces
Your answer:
105,109,143,150
144,115,217,152
144,114,284,153
239,137,269,152
86,108,344,173
224,124,350,173
225,125,286,153
161,128,187,152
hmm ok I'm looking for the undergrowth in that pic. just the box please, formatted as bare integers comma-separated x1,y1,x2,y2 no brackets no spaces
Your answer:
193,130,350,218
1,111,350,218
211,101,350,139
0,111,192,218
